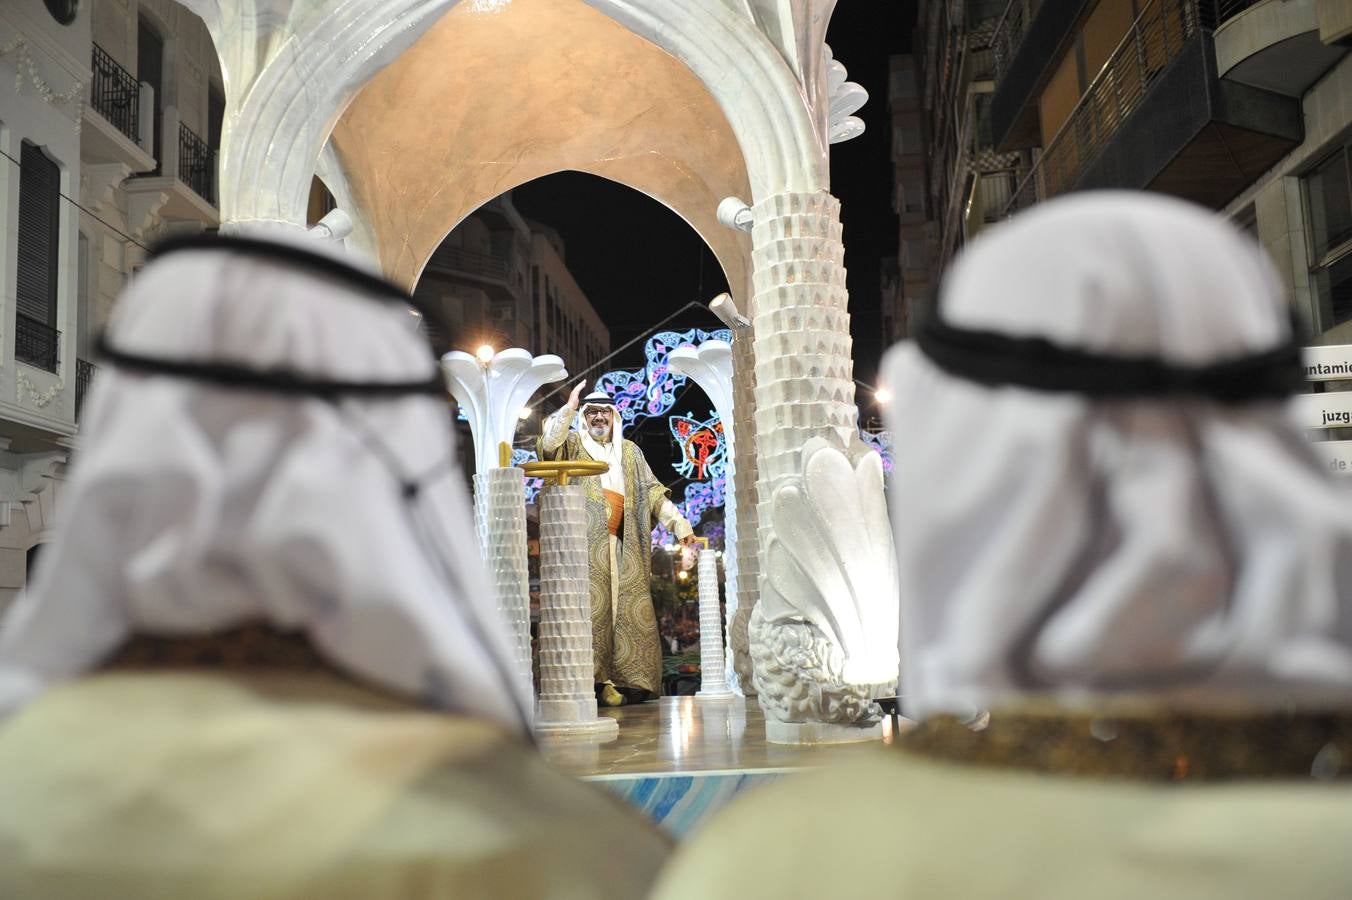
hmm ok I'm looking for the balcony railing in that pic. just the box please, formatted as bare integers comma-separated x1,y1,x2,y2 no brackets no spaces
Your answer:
991,0,1030,82
16,315,59,374
76,358,97,420
1002,0,1270,216
90,44,139,144
1199,0,1265,28
178,122,216,204
426,245,511,283
1005,0,1205,215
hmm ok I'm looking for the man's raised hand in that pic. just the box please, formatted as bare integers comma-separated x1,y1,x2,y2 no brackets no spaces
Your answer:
567,379,587,410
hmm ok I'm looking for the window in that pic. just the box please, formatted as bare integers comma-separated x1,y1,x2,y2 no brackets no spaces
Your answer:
43,0,79,25
77,232,90,360
1307,148,1352,257
903,238,927,269
16,142,61,373
208,86,226,156
138,16,165,169
1305,143,1352,332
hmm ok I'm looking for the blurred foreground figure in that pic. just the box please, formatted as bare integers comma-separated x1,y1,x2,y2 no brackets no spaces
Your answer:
652,193,1352,900
0,235,667,899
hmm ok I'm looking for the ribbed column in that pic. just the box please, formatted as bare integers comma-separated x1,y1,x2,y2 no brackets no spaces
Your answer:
534,482,618,738
696,547,734,699
728,327,760,695
473,468,533,719
750,192,855,600
750,192,856,493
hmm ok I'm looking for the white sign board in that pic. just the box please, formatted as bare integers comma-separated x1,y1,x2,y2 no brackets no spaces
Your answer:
1312,440,1352,476
1293,391,1352,430
1303,345,1352,382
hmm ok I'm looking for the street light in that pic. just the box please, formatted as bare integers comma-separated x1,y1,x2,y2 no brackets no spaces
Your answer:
874,385,893,405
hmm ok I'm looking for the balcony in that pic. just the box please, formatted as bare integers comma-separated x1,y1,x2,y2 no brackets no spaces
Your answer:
82,43,155,175
989,0,1293,152
1003,0,1302,215
124,106,220,234
178,122,216,205
1213,0,1348,98
427,245,510,283
16,315,59,374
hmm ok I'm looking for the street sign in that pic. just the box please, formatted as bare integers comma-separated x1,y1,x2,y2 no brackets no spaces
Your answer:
1312,440,1352,476
1303,345,1352,382
1292,390,1352,430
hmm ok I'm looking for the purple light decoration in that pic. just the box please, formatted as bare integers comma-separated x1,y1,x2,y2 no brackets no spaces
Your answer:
512,447,544,504
859,429,894,476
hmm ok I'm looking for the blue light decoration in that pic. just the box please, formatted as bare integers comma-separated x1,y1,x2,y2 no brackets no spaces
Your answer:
589,328,733,548
512,448,544,504
595,328,731,430
859,429,894,476
652,474,727,548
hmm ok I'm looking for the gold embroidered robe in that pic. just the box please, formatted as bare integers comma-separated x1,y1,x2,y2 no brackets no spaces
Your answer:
538,426,684,698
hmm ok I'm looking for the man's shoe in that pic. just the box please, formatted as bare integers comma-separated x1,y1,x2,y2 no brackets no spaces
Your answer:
599,683,626,707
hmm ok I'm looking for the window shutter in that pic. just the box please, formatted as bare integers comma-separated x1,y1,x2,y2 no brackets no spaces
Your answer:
17,142,60,327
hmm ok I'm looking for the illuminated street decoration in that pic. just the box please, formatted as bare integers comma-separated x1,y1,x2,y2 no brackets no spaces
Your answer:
670,412,727,480
653,474,727,548
859,429,894,476
594,328,731,430
513,448,545,504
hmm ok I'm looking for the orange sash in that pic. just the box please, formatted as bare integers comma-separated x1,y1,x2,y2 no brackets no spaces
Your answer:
603,489,624,537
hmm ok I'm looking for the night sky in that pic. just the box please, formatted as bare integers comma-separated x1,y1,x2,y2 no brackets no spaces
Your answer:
513,4,914,394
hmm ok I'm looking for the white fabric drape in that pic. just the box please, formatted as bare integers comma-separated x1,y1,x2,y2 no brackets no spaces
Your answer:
0,238,529,734
882,192,1352,719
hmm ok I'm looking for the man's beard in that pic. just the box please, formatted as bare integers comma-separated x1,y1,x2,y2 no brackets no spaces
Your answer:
587,423,611,442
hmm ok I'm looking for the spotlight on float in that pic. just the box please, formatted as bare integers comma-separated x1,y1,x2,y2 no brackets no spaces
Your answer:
709,293,751,329
518,406,532,421
874,385,893,406
307,207,353,242
716,197,754,234
476,344,496,366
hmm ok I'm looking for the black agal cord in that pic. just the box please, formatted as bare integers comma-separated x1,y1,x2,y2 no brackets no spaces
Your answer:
97,233,449,399
916,310,1304,404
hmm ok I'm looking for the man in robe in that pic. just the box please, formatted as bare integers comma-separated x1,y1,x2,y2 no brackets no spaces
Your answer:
0,232,670,898
651,193,1352,898
540,381,695,706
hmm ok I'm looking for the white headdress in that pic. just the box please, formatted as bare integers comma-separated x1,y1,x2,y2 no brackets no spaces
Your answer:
882,192,1352,719
578,390,624,491
0,234,530,734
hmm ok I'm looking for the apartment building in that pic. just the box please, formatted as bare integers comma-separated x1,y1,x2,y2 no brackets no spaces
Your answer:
0,0,220,609
529,222,608,377
414,194,610,376
985,0,1349,340
887,2,1026,339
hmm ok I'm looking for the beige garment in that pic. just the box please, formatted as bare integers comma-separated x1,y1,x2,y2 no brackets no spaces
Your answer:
540,407,692,695
651,750,1352,900
0,670,669,899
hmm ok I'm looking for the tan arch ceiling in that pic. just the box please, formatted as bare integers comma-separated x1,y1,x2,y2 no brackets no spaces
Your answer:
330,0,753,297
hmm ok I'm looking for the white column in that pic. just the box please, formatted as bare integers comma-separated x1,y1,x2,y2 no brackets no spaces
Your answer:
442,349,567,715
534,481,618,738
474,466,533,705
694,546,734,700
669,335,749,696
747,191,900,744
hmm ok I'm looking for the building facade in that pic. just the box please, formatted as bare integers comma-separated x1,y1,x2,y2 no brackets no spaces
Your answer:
0,0,221,611
414,194,610,376
887,1,1025,339
984,0,1348,345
